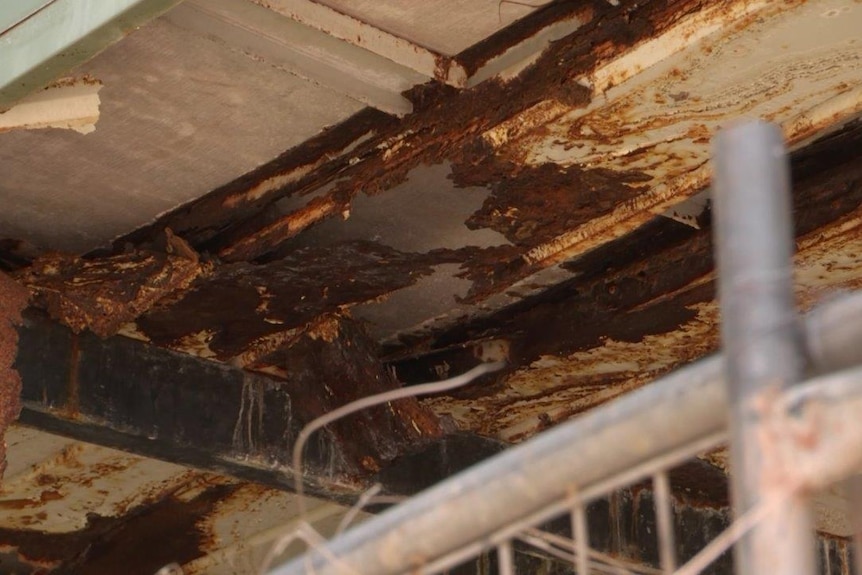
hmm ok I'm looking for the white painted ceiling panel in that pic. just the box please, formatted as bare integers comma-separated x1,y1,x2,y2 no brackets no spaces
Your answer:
0,10,363,252
317,0,551,55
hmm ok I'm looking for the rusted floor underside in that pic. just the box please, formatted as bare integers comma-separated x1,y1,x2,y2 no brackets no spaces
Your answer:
2,0,862,528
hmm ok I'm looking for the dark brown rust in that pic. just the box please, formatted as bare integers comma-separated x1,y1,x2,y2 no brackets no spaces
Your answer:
268,315,444,473
450,152,650,249
390,119,862,379
0,238,41,273
217,193,350,263
630,459,731,510
0,476,240,574
0,272,28,482
19,234,204,338
135,241,442,360
454,1,595,77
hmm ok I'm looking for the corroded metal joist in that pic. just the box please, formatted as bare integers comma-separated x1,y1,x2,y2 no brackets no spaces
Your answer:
96,0,862,392
12,312,477,500
106,0,670,258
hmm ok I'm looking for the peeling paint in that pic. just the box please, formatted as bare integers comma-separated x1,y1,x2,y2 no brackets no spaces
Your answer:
424,299,718,442
410,120,862,442
0,76,102,134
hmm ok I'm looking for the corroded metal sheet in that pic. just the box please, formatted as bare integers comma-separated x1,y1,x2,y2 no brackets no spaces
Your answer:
109,0,862,364
0,425,362,573
7,0,862,502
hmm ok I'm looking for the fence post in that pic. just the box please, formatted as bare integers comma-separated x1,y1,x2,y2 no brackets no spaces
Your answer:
712,120,815,574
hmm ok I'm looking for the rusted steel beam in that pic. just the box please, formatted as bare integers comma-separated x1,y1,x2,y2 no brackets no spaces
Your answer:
14,312,446,498
133,241,449,363
0,272,28,481
392,120,862,441
217,194,348,263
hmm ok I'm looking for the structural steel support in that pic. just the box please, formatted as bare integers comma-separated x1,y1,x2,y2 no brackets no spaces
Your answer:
13,312,450,501
713,121,816,575
0,0,182,110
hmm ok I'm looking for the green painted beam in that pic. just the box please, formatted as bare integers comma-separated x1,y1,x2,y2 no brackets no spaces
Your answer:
0,0,184,111
0,1,54,35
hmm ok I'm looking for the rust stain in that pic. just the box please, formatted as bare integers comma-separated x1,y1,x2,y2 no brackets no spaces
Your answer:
271,315,444,474
415,121,862,441
48,75,102,89
424,296,719,442
111,108,395,250
304,314,341,343
117,0,705,265
0,476,241,574
218,194,346,262
470,0,860,283
433,54,454,84
19,233,205,338
0,489,64,510
135,241,443,361
450,153,651,249
0,272,28,483
0,238,41,272
455,2,596,78
66,334,80,419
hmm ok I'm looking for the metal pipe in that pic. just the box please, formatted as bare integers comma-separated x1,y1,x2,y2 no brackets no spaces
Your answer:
572,504,589,575
271,290,862,575
712,120,815,575
806,291,862,374
652,471,676,573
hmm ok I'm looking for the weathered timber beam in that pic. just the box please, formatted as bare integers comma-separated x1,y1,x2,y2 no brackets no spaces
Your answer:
13,312,450,500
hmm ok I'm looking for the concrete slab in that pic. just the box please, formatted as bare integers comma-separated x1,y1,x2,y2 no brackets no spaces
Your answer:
0,12,362,253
